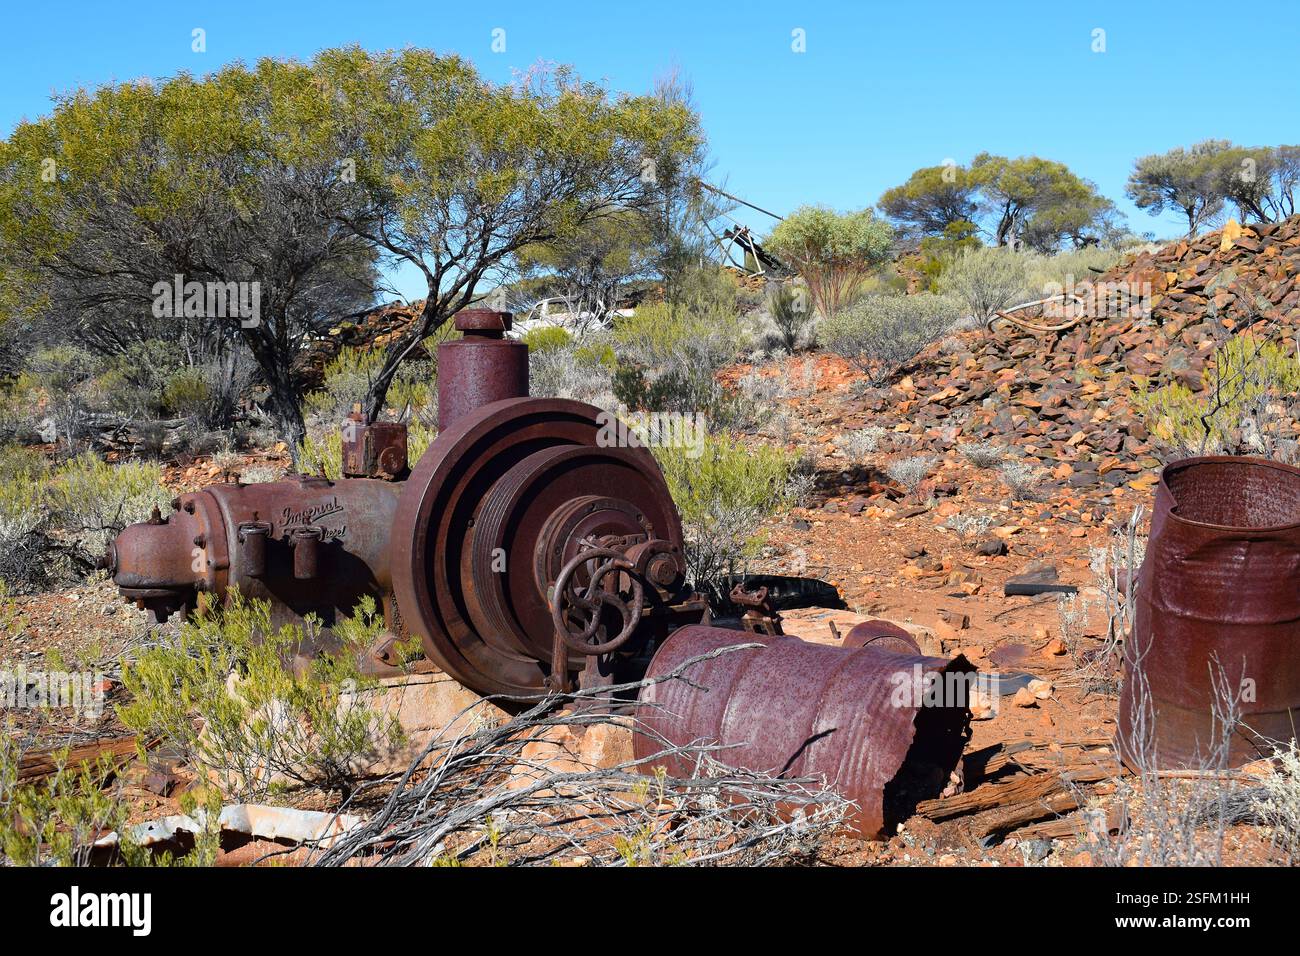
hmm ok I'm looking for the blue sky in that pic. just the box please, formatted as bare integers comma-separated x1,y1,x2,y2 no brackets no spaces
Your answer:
2,1,1296,299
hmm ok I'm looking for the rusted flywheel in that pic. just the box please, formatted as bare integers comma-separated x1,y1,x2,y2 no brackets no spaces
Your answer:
390,397,685,697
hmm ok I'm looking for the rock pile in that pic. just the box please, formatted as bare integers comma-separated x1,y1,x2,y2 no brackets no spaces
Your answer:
856,215,1300,494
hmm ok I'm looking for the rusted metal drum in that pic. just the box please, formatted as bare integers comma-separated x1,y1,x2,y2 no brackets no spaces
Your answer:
635,625,973,839
1120,456,1300,769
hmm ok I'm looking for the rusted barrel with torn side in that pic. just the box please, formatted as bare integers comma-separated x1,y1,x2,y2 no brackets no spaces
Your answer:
1120,456,1300,770
634,625,974,839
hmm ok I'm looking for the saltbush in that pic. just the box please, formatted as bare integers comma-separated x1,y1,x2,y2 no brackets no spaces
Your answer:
0,450,167,590
939,245,1031,321
822,292,962,385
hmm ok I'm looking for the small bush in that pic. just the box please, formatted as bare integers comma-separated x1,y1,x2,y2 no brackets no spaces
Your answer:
654,435,806,598
530,340,616,406
118,591,403,801
305,347,434,426
160,367,212,419
23,346,105,449
408,418,437,467
958,441,1007,469
821,293,961,386
0,374,44,444
944,512,994,546
520,326,573,354
939,246,1031,322
297,429,343,479
0,735,166,866
1254,741,1300,863
0,451,167,589
766,282,814,353
611,271,751,425
0,467,48,591
837,426,887,464
999,460,1041,500
237,463,284,484
886,455,936,494
47,454,170,571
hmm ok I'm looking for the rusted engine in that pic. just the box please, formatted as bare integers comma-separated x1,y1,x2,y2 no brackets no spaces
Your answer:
108,309,704,696
108,307,972,836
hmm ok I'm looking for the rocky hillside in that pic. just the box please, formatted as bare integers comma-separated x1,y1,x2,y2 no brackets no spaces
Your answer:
852,216,1300,491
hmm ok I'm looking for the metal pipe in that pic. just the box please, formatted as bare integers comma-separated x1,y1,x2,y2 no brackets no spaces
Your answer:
436,309,529,431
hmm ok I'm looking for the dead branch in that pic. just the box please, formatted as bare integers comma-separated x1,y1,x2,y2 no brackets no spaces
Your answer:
308,645,853,867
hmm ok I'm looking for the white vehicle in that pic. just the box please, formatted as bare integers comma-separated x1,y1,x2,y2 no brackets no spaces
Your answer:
510,297,634,338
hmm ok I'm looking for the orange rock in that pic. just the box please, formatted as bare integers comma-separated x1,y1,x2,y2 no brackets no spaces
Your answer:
1012,687,1038,708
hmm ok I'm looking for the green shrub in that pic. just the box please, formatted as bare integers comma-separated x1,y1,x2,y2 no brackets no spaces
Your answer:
938,245,1031,321
387,360,435,419
47,454,170,570
822,292,962,385
0,443,48,483
118,591,403,801
765,205,893,321
611,282,754,426
408,418,437,467
1134,336,1300,459
654,434,808,597
23,345,106,448
0,373,44,443
0,737,143,866
305,347,386,422
0,464,49,591
306,348,439,429
767,282,814,353
0,450,165,590
161,367,212,419
297,429,343,479
530,341,616,406
520,326,574,354
912,221,983,290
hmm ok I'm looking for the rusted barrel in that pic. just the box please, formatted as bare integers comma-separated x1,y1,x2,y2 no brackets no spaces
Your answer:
635,625,973,839
1120,456,1300,769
